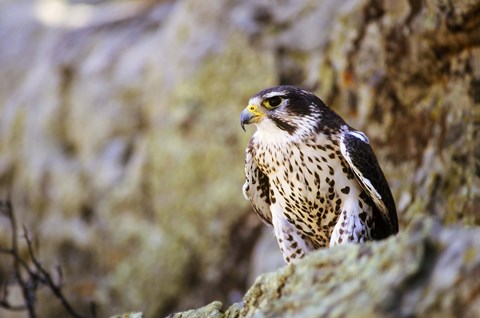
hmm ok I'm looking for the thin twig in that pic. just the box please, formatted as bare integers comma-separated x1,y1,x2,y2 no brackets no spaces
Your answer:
0,247,13,254
0,299,28,311
0,200,96,318
23,227,86,318
5,201,37,318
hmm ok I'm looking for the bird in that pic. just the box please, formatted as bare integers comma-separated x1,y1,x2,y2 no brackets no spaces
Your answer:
240,85,398,264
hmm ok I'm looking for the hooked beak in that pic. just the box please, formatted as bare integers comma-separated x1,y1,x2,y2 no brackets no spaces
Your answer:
240,104,263,131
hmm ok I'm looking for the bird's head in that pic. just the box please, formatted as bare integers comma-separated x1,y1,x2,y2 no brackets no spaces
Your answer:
240,86,328,138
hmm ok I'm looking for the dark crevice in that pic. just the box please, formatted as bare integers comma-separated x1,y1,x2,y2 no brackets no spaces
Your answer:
120,140,134,166
155,251,201,317
160,212,264,317
443,2,480,32
80,204,94,224
276,47,306,86
469,78,480,104
405,0,423,27
58,65,77,157
345,0,385,73
220,212,265,300
383,239,440,316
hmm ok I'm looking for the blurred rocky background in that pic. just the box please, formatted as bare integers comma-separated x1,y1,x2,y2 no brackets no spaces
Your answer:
0,0,478,317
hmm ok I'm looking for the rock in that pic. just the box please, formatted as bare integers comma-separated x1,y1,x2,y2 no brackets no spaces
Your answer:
1,0,274,316
0,0,479,317
167,301,224,318
111,313,144,318
171,217,480,318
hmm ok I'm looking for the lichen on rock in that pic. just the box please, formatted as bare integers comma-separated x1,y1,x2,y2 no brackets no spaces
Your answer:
0,0,479,317
170,217,480,318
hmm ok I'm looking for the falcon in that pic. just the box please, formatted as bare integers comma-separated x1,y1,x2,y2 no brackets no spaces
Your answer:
240,85,398,264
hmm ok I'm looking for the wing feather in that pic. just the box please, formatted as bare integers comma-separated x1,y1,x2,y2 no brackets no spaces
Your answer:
243,141,272,225
339,130,399,237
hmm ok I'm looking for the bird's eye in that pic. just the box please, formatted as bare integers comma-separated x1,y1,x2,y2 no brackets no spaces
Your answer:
264,96,282,109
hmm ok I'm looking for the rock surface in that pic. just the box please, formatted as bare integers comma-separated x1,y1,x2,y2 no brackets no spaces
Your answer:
170,218,480,318
0,0,478,317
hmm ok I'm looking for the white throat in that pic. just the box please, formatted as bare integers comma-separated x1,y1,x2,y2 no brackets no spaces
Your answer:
253,119,292,145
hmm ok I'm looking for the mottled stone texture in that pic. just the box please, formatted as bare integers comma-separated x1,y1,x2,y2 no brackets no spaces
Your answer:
171,218,480,318
0,0,478,317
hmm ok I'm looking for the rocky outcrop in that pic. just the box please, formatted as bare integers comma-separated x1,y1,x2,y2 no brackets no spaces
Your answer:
170,218,480,318
0,0,478,317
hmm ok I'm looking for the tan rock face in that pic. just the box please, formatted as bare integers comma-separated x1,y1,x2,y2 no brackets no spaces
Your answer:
0,0,478,317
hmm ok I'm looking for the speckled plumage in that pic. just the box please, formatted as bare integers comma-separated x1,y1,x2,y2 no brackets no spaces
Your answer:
241,86,398,264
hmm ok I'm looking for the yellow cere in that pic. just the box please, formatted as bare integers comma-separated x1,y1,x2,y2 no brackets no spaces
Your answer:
248,104,262,115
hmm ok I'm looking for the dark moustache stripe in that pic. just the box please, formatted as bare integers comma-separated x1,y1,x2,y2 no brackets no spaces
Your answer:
270,117,297,134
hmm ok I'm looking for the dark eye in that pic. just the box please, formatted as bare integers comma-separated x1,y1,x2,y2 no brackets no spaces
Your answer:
265,96,282,109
